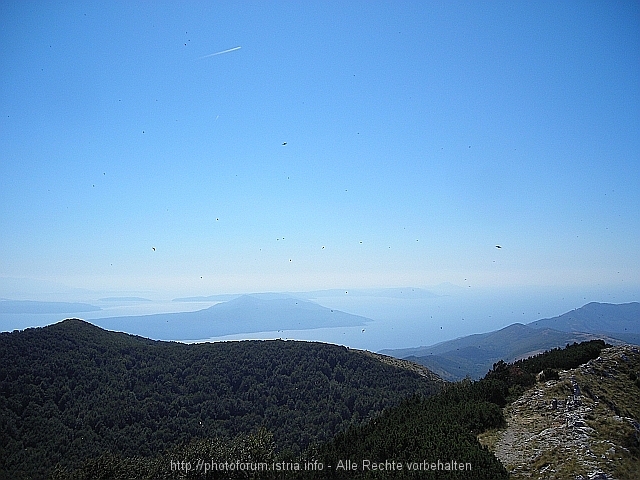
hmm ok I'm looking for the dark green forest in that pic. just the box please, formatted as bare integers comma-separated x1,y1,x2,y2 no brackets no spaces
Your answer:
1,319,608,479
56,339,608,479
304,339,609,479
0,319,440,479
485,339,609,398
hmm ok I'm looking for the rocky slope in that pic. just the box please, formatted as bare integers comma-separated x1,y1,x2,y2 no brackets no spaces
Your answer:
479,345,640,479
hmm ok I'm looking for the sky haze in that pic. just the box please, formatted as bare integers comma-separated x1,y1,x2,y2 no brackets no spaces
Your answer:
1,1,638,301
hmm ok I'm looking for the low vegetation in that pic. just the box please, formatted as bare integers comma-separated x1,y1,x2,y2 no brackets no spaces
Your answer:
304,340,610,479
480,343,640,479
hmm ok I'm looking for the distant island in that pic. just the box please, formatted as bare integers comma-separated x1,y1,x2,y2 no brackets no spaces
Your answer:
92,294,372,340
0,300,101,314
98,297,152,303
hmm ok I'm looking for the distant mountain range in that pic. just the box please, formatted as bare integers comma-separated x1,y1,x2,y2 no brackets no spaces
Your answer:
92,294,371,340
382,302,640,381
172,293,242,302
299,287,440,299
0,300,101,314
172,287,439,303
528,301,639,334
98,297,152,303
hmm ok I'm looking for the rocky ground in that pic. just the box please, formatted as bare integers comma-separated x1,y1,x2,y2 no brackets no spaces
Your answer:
478,345,640,480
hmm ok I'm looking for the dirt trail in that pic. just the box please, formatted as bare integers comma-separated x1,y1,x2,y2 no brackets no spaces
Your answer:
479,345,640,480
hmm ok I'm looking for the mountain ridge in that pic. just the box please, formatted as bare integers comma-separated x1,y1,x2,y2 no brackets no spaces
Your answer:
382,302,639,381
528,301,640,333
479,344,640,479
0,318,441,479
91,294,371,341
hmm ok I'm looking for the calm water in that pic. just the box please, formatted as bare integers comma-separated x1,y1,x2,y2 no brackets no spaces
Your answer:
2,286,638,351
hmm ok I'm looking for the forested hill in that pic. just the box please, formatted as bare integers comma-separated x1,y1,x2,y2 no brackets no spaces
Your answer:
0,319,442,479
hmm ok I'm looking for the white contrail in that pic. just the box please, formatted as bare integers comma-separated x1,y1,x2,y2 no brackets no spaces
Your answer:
200,46,241,59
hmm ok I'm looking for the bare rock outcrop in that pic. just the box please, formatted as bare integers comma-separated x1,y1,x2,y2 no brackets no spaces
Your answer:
479,345,640,479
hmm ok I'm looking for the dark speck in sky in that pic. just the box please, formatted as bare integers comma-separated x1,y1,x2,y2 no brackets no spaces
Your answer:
1,2,636,338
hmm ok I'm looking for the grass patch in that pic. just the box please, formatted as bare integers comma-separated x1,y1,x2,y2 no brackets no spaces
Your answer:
477,428,503,451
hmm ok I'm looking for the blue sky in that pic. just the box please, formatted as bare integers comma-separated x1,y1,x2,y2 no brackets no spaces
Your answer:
1,1,639,300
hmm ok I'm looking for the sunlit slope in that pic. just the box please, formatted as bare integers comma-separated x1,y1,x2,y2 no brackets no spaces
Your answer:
382,302,639,380
480,345,640,479
528,302,640,334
